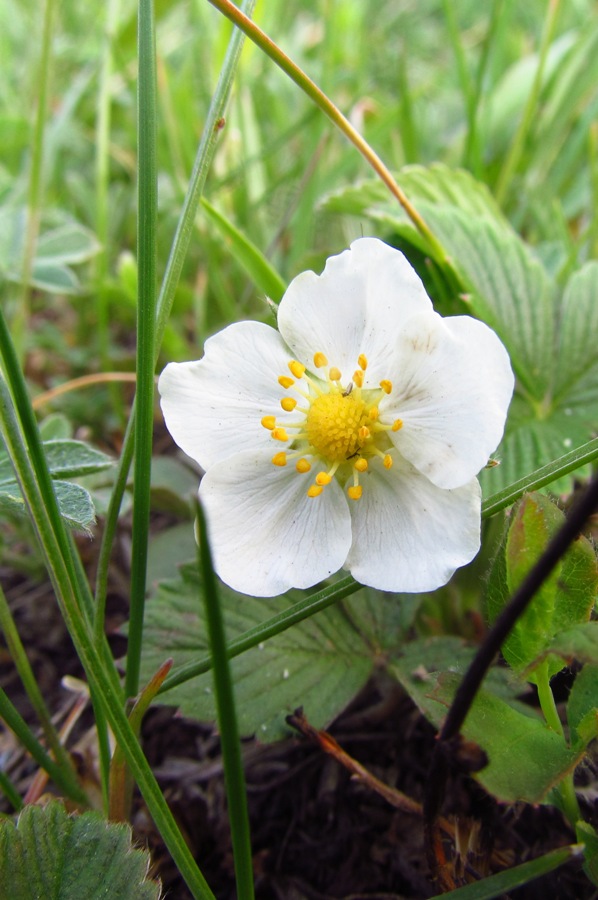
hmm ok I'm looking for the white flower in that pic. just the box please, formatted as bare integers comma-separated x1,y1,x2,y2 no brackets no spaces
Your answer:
159,238,514,597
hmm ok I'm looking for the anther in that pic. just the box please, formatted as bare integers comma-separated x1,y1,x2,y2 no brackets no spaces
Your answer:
353,370,364,388
358,354,368,370
354,458,368,473
272,452,287,467
368,406,379,421
307,484,323,498
281,397,297,412
348,485,362,500
392,418,403,431
383,454,393,469
329,366,342,382
289,360,306,379
380,380,392,394
261,415,276,430
272,427,289,442
296,458,311,473
278,375,294,389
315,472,332,486
358,425,371,440
313,352,328,368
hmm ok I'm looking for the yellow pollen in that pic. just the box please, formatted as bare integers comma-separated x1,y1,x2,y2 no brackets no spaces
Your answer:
272,427,288,442
348,485,362,501
353,369,364,388
358,425,370,440
358,353,368,370
315,472,333,486
307,484,323,498
289,360,306,379
272,452,287,467
280,397,296,412
313,351,328,368
380,380,392,394
329,366,342,382
368,406,379,421
296,458,311,473
261,415,276,430
306,391,368,462
354,458,368,472
278,375,294,389
383,454,393,469
392,418,403,431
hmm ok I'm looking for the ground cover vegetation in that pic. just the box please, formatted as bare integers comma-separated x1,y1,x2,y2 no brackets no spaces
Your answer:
1,0,598,897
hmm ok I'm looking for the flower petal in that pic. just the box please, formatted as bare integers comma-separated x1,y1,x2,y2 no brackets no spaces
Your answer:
384,313,514,489
346,460,481,593
159,321,295,470
199,449,352,597
278,238,432,385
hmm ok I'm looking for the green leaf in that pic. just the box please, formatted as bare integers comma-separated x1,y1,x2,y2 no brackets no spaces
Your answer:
149,455,198,516
485,493,597,682
35,222,101,266
577,821,598,887
0,479,96,531
567,664,598,748
0,800,160,899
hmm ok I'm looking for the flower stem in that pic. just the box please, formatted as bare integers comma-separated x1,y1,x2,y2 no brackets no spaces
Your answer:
206,0,451,267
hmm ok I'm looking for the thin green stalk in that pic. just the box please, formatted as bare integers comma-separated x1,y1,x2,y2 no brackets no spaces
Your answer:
206,0,450,267
196,501,254,899
0,583,78,781
94,0,256,633
0,686,88,806
160,438,598,697
0,769,23,812
535,660,581,825
12,0,56,358
494,0,562,205
125,0,158,700
441,0,475,129
0,380,214,898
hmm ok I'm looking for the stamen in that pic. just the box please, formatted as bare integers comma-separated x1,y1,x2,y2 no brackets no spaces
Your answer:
358,353,368,370
380,380,392,394
296,458,311,473
348,485,362,500
289,360,306,379
272,427,289,442
383,454,393,469
354,458,368,473
368,406,379,421
353,369,364,388
261,415,276,430
392,418,403,431
280,397,297,412
358,425,370,440
307,484,323,498
278,375,294,389
272,452,287,467
329,366,342,382
316,472,332,486
313,351,328,368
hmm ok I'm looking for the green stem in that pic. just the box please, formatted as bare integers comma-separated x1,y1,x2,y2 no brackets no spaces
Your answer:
206,0,450,267
0,769,24,812
0,686,88,806
125,0,158,701
0,583,79,783
535,660,580,826
12,0,56,358
495,0,562,205
196,501,254,898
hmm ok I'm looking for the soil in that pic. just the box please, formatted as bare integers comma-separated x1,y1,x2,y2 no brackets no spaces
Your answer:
1,527,597,900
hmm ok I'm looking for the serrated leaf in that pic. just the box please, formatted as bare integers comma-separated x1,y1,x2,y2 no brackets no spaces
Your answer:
0,800,160,900
0,478,96,531
142,565,372,741
35,222,100,265
567,664,598,748
486,493,597,682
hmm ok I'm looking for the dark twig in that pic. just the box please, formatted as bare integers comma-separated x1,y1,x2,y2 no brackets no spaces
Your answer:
423,473,598,883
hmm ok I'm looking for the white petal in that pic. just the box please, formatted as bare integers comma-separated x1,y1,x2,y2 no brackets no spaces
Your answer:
158,321,295,470
346,460,481,593
278,238,432,386
199,449,352,597
384,313,514,489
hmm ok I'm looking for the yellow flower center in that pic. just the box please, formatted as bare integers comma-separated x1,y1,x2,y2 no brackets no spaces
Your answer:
305,392,368,462
261,351,403,501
